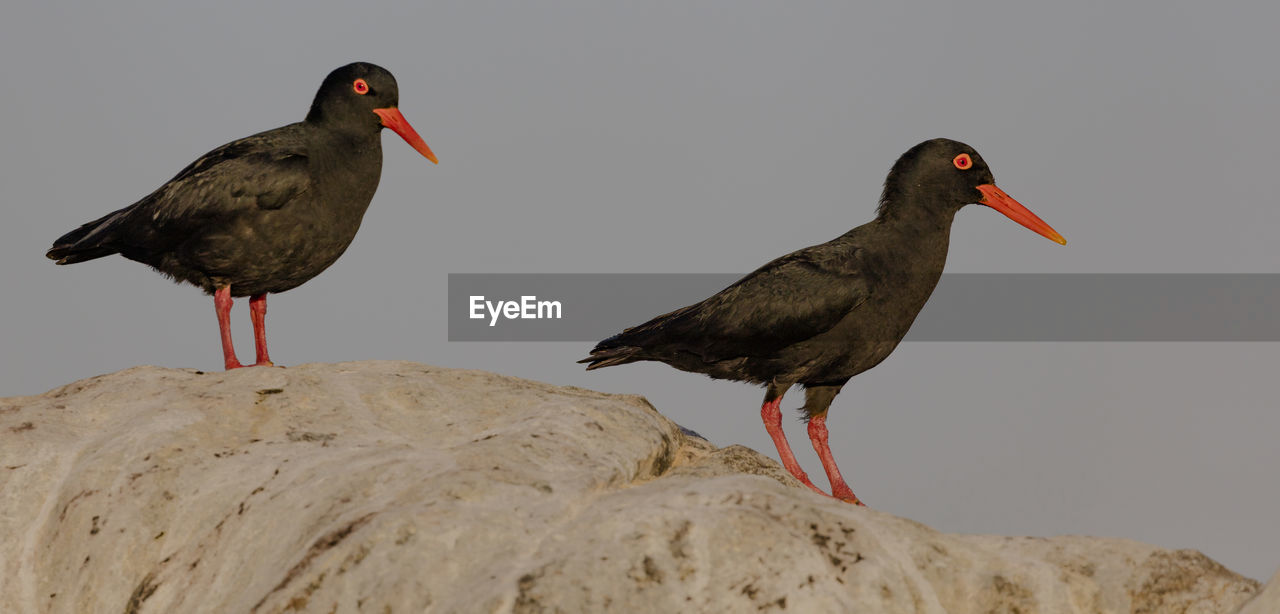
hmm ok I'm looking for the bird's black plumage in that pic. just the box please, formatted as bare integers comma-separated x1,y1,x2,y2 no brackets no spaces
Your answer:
581,138,1065,504
48,62,431,296
47,62,437,369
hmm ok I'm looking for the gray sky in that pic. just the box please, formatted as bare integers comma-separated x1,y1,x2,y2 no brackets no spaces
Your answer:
3,1,1277,581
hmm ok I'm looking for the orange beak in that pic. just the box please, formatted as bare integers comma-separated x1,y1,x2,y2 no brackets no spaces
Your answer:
372,107,438,164
975,184,1066,245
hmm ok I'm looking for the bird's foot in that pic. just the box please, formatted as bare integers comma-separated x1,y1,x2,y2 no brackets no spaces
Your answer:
793,472,869,506
834,494,865,506
796,475,828,497
224,360,282,370
829,483,865,506
779,462,828,496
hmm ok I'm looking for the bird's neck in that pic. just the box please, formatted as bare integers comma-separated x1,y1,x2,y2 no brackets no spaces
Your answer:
305,127,385,221
309,126,384,169
868,196,959,273
876,196,958,242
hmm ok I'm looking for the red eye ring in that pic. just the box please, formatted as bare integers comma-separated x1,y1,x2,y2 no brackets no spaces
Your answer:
953,153,972,170
353,79,369,95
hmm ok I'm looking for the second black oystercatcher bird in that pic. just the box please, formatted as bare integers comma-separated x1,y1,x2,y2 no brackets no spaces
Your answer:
581,138,1065,505
46,62,437,370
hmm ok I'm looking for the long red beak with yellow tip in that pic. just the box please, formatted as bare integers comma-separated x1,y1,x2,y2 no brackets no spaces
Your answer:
373,107,438,164
975,184,1066,245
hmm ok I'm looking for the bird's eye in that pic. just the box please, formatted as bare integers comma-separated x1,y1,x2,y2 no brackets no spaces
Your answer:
953,153,972,170
353,79,369,95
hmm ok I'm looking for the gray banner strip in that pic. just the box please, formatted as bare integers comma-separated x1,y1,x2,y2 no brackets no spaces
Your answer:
448,274,1280,342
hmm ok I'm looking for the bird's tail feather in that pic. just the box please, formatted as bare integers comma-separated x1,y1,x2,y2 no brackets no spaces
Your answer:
578,345,643,370
46,209,129,265
46,244,120,265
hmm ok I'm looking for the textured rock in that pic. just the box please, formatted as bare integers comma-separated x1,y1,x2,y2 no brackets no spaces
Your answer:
0,362,1262,613
1236,569,1280,614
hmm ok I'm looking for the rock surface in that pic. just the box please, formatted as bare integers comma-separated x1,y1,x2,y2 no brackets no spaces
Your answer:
0,361,1265,613
1236,569,1280,614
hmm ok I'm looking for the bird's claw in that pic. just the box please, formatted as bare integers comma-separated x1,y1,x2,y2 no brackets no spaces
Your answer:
224,360,282,370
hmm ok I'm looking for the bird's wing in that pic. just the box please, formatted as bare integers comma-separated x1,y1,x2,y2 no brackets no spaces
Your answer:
143,137,313,222
47,126,313,263
101,138,311,247
601,244,869,363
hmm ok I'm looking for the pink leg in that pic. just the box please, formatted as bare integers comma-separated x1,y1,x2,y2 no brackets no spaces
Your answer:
761,398,826,496
248,293,275,367
807,414,864,506
214,287,245,370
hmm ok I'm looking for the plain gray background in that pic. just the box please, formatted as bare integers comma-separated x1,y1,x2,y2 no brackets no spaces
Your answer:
3,1,1277,581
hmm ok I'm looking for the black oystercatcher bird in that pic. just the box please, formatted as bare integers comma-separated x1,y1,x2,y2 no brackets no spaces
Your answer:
47,62,437,370
580,139,1065,505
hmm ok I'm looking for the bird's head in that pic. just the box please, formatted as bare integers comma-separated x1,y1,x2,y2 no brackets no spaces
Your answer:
879,138,1064,245
306,62,437,163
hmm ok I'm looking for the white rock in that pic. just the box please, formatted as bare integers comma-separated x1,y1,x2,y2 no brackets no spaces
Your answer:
1236,568,1280,614
0,362,1261,613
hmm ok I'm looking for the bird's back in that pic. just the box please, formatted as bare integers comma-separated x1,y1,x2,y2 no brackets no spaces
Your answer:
45,121,389,296
582,217,953,384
